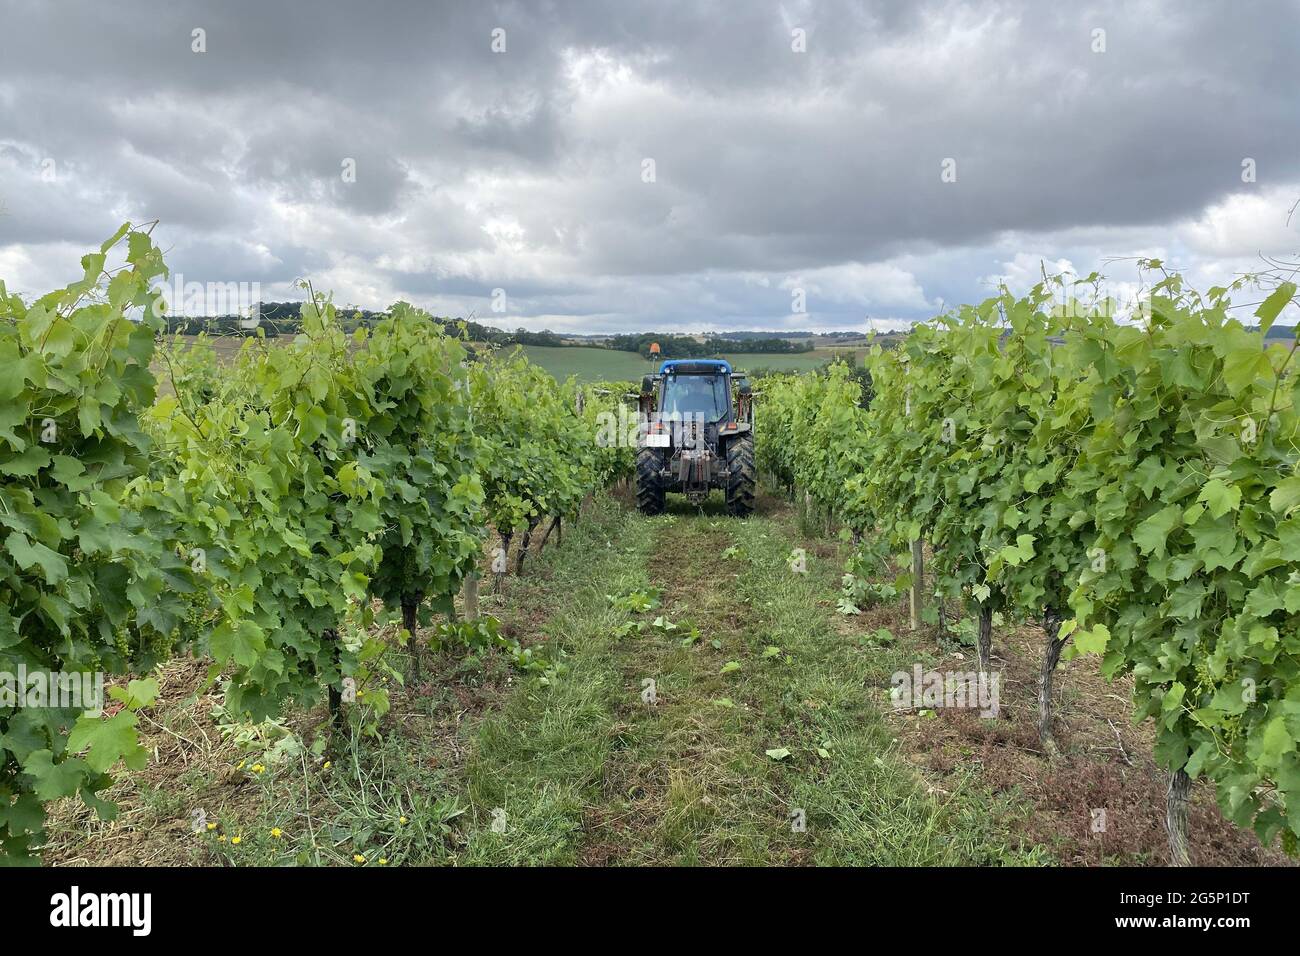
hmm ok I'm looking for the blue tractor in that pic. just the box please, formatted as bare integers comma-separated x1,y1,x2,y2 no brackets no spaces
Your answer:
635,359,755,516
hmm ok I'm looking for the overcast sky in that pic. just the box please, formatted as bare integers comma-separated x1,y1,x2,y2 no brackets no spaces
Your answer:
2,0,1298,333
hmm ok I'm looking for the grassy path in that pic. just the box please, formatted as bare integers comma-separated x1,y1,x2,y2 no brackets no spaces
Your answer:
456,493,1034,866
577,512,806,864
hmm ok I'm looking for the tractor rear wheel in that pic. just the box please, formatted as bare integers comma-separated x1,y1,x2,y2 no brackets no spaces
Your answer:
725,433,756,517
635,447,665,515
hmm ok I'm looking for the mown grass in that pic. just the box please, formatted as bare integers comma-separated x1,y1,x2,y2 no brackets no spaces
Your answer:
453,493,1042,865
723,507,1042,865
573,511,806,865
452,502,654,864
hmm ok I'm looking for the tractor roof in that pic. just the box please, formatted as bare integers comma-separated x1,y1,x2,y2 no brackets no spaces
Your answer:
659,359,732,375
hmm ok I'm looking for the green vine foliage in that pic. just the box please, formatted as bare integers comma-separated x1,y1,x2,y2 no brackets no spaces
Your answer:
157,331,221,407
1,230,633,862
852,281,1111,617
470,353,594,535
0,225,192,859
579,380,636,491
358,303,485,619
756,365,869,527
147,294,389,722
764,269,1300,848
753,372,798,488
1065,273,1300,850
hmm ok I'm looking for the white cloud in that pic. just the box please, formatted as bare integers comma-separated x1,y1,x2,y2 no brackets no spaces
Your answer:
982,253,1079,295
1179,185,1300,258
781,262,931,310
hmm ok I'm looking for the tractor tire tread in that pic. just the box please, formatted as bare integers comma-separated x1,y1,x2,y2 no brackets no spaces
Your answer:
636,446,665,515
725,434,756,518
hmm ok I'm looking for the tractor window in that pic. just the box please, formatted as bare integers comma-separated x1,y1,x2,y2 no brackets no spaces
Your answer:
661,374,728,421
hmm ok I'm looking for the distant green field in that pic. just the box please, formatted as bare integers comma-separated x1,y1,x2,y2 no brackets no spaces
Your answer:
510,345,864,383
168,335,868,384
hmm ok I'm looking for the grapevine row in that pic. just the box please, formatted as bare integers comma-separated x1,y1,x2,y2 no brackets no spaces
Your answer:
0,226,632,860
759,268,1300,860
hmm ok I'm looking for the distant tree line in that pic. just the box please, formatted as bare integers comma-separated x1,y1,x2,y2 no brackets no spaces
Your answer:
605,332,814,358
160,302,846,353
162,302,507,342
720,329,864,342
1260,324,1297,339
505,328,566,347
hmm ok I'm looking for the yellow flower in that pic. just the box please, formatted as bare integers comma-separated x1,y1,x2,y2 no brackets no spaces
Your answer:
323,761,332,770
353,853,365,864
235,760,245,770
218,835,227,843
399,816,408,825
378,858,388,865
271,828,282,839
206,822,217,831
251,763,265,774
230,836,242,845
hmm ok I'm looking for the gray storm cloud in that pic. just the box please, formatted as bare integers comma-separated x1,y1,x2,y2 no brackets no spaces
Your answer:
1,0,1297,331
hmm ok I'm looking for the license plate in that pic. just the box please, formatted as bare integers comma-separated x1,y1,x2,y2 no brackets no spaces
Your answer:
643,433,670,448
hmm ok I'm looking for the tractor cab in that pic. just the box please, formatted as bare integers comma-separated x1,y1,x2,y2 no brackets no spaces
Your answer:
634,359,755,515
659,361,733,422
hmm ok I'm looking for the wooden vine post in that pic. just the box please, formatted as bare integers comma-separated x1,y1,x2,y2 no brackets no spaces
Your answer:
536,515,561,553
490,533,508,594
909,538,924,631
905,371,922,632
463,573,480,622
403,600,420,684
